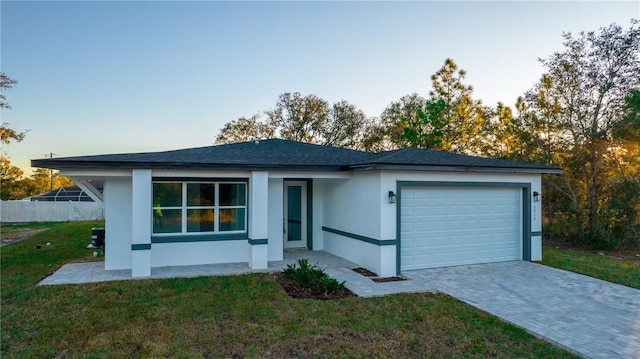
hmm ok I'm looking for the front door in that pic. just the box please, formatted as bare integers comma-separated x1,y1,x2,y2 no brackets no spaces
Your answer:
283,181,307,248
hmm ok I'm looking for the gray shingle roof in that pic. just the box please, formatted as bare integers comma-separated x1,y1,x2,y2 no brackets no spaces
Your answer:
31,138,561,173
359,147,557,171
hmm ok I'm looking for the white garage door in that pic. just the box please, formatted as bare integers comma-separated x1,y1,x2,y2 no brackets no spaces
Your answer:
400,187,521,271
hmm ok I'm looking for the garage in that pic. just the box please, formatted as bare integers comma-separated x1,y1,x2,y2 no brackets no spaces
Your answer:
400,186,522,271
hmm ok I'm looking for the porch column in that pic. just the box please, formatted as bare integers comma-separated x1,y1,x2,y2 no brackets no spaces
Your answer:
131,169,152,277
248,171,268,269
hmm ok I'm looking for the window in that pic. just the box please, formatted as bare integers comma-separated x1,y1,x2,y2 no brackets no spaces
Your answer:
152,182,247,235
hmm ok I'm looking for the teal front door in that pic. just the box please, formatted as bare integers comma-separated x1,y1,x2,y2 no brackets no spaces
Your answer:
283,181,307,248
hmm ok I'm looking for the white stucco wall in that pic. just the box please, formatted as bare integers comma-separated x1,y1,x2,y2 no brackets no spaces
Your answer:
323,231,388,275
151,241,249,267
104,176,133,270
311,180,324,251
267,178,284,261
531,175,543,261
321,172,390,275
323,172,381,239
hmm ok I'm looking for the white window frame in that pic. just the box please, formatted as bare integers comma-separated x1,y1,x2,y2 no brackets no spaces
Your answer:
152,181,247,235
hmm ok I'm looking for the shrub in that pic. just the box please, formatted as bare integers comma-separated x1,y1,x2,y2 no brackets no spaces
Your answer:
319,276,346,293
283,258,346,294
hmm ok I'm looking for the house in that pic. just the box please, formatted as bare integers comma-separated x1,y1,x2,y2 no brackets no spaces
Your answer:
32,139,561,278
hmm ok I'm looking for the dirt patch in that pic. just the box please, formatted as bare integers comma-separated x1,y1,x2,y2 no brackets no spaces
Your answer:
272,272,357,300
1,228,50,247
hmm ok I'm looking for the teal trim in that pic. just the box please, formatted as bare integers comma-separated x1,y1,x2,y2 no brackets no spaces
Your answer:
522,187,532,261
396,181,530,189
395,181,534,275
248,238,268,245
322,226,396,246
152,233,247,243
531,231,542,237
131,243,151,250
307,179,313,250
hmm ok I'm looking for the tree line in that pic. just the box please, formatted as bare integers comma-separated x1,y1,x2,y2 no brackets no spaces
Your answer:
216,21,640,249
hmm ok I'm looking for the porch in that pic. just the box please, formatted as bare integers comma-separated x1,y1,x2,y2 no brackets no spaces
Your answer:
38,249,356,285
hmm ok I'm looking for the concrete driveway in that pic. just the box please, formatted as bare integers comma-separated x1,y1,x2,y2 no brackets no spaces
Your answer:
329,261,640,359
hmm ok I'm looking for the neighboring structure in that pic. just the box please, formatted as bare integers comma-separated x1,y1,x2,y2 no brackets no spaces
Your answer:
29,180,104,202
32,139,560,277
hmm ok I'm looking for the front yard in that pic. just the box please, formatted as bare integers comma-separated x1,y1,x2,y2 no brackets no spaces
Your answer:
0,222,579,358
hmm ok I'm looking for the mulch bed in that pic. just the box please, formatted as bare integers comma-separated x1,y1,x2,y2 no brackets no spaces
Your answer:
351,267,377,277
272,272,357,300
371,276,407,283
352,267,407,282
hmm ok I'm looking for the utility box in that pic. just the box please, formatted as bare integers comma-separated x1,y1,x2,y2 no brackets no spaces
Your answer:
88,227,105,251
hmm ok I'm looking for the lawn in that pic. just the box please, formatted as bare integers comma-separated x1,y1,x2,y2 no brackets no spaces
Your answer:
542,246,640,289
1,222,577,358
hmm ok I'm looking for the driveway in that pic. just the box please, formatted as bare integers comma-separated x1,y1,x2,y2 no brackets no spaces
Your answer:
328,261,640,359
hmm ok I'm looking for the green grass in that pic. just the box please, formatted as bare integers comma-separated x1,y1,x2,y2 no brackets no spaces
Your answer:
1,222,577,358
542,246,640,289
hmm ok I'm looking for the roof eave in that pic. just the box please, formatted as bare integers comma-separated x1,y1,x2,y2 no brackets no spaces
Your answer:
31,159,348,172
349,163,563,174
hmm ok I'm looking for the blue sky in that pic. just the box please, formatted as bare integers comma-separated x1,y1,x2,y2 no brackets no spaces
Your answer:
2,1,638,173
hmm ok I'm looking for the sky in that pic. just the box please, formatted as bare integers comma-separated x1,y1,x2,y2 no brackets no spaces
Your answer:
1,1,638,174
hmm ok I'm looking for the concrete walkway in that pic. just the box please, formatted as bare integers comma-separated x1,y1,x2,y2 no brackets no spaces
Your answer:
40,254,639,359
38,249,356,285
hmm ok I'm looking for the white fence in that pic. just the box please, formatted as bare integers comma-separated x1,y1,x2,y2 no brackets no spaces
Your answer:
0,201,104,223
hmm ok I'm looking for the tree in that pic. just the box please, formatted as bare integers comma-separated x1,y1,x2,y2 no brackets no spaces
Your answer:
524,21,640,247
378,93,426,150
1,73,26,145
400,99,448,149
0,156,26,200
215,115,275,144
323,100,368,149
266,92,329,143
0,124,26,145
429,58,485,154
216,92,374,150
0,73,26,200
0,72,17,110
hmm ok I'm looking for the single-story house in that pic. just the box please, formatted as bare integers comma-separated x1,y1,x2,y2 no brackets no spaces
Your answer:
32,139,561,278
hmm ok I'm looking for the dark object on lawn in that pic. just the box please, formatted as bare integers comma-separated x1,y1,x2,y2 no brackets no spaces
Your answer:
36,245,42,249
87,228,105,251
